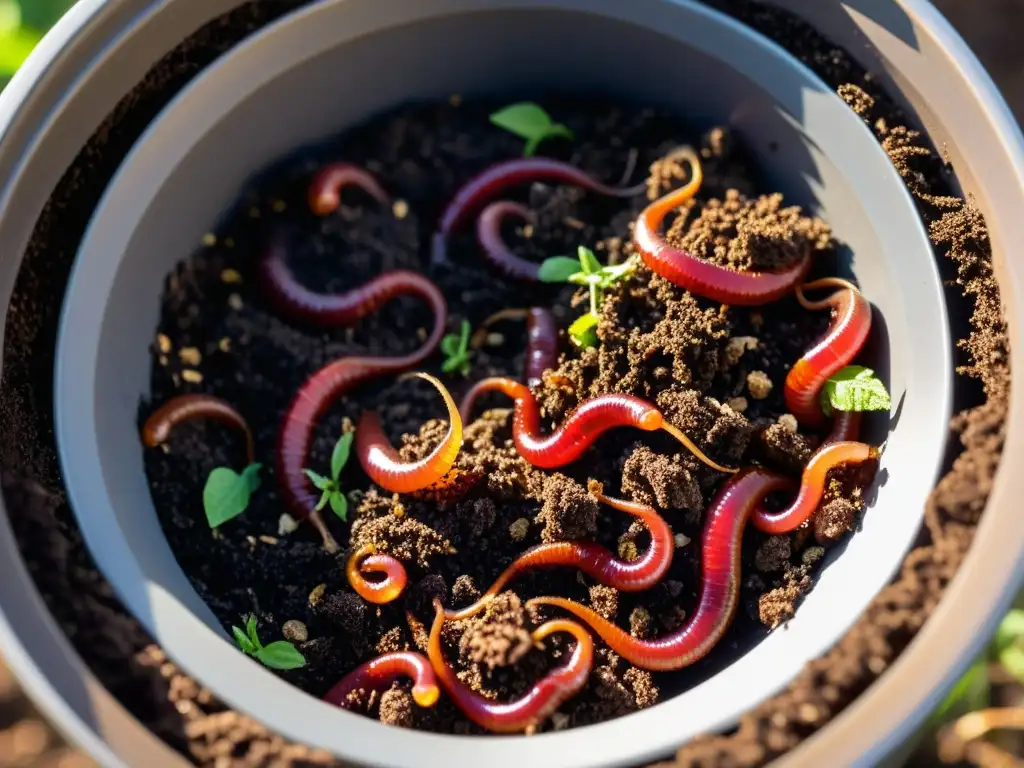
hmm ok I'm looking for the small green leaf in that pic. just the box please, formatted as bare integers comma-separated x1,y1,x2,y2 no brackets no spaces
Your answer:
330,432,354,482
203,467,258,528
329,491,348,521
458,319,471,347
490,102,555,140
577,246,602,275
314,492,330,512
597,260,635,288
1000,645,1024,686
303,469,332,491
0,26,41,78
522,135,542,158
240,463,263,492
254,641,306,670
245,615,261,649
994,609,1024,653
820,366,892,416
232,626,256,655
441,353,469,374
538,256,584,283
569,313,600,349
440,334,461,357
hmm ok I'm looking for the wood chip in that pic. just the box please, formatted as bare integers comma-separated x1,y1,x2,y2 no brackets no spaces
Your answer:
392,199,409,219
156,333,172,354
259,535,278,545
178,347,202,366
181,369,203,384
228,293,243,311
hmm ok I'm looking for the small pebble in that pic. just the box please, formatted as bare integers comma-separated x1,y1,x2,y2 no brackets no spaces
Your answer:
727,396,748,414
278,513,298,536
521,223,534,238
674,533,691,548
309,583,327,606
282,620,308,643
509,518,529,541
486,332,505,346
220,268,242,284
156,333,172,354
747,371,773,400
201,233,217,246
181,369,203,384
550,713,571,731
802,546,826,565
178,347,202,366
218,337,232,353
392,199,409,219
158,355,168,366
777,414,799,434
228,293,243,311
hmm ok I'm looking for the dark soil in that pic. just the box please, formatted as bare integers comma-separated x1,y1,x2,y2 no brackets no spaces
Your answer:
141,96,864,733
0,0,1009,765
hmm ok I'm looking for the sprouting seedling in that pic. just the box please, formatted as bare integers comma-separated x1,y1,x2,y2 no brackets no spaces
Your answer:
232,614,306,671
203,463,262,529
303,431,354,521
538,245,637,349
819,366,893,416
440,319,473,377
489,102,574,157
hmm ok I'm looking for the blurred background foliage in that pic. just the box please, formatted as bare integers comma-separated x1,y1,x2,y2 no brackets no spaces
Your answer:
0,0,76,89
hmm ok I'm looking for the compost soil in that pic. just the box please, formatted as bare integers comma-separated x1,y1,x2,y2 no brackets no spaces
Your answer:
141,96,855,732
0,0,1009,765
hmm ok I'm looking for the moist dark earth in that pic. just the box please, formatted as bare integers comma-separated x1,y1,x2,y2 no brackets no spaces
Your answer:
141,98,872,733
0,0,1010,765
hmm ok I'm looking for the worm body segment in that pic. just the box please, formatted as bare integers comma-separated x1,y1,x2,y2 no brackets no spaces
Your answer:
429,601,592,733
346,542,408,604
634,149,811,305
322,651,439,710
275,275,447,551
751,440,877,534
308,163,389,217
142,394,254,464
432,158,646,265
355,372,463,494
476,201,541,281
528,469,791,671
785,278,873,428
460,377,735,473
471,308,559,388
446,480,672,621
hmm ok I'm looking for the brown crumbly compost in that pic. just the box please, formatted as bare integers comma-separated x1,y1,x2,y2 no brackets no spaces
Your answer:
0,1,1007,766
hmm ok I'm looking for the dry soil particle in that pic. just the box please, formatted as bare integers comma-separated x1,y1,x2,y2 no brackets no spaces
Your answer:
0,2,1006,767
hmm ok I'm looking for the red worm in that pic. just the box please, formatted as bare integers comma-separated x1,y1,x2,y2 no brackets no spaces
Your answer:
355,372,463,494
784,278,873,428
476,201,542,281
470,307,559,388
751,440,878,534
346,542,408,604
432,158,646,265
308,162,389,217
459,377,736,473
276,275,447,552
634,148,811,305
429,600,593,733
142,394,255,464
322,651,440,710
826,410,862,445
528,469,793,671
446,479,673,621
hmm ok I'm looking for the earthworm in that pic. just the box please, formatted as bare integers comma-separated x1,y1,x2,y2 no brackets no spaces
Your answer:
346,542,408,604
445,479,673,621
751,440,878,534
259,236,436,331
459,377,736,473
470,307,559,387
476,201,541,281
322,651,440,710
276,276,447,552
633,148,811,305
308,162,389,217
429,600,593,733
432,158,646,265
527,468,792,671
355,372,463,494
141,394,254,464
826,410,862,445
785,277,873,428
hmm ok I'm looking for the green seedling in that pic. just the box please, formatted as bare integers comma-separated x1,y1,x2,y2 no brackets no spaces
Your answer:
538,245,637,349
820,366,892,416
232,614,306,671
203,463,262,529
489,102,574,157
441,319,474,377
303,431,355,521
